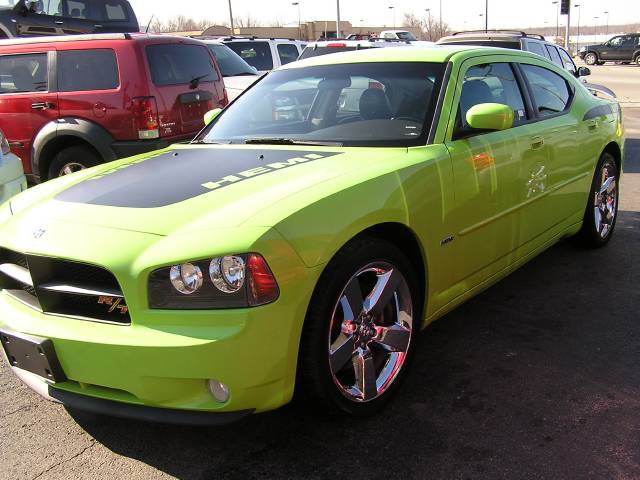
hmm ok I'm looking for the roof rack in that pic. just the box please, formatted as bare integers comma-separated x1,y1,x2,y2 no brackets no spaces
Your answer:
452,29,545,40
0,33,133,46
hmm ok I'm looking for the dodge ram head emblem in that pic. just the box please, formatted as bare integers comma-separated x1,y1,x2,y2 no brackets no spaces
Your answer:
97,296,129,315
32,228,46,239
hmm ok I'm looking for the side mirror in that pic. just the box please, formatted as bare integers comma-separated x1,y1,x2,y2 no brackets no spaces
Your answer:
203,108,222,126
465,103,514,131
578,66,591,77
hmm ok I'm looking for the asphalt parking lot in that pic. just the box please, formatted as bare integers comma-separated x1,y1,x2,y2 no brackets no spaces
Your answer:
1,64,639,480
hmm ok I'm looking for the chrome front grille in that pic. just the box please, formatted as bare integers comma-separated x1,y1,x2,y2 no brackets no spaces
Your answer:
0,249,130,325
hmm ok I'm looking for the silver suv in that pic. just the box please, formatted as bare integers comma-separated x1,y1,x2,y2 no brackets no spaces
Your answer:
437,30,579,76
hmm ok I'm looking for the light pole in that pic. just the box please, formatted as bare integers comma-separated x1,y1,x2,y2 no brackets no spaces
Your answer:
485,0,488,32
603,10,609,36
425,8,431,40
336,0,340,39
574,4,581,50
552,1,559,39
227,0,234,33
292,2,301,40
479,13,484,30
389,6,395,30
593,16,599,43
439,0,443,38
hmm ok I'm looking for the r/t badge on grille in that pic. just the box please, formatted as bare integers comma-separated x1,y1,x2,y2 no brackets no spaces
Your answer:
97,296,129,315
32,228,46,240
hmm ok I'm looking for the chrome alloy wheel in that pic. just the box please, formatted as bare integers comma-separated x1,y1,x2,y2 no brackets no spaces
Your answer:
594,161,617,239
327,262,413,403
59,162,86,176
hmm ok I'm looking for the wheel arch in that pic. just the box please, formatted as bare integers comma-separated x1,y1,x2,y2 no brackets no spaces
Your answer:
602,141,622,174
32,118,117,181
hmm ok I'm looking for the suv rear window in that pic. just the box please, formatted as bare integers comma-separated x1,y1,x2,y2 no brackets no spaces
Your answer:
103,0,129,21
224,42,273,71
58,49,119,92
146,44,218,87
0,53,48,94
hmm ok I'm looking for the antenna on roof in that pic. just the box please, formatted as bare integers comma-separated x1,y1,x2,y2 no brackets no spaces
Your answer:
145,14,155,33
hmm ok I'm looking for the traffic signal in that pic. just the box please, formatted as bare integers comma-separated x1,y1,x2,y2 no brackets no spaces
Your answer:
560,0,570,15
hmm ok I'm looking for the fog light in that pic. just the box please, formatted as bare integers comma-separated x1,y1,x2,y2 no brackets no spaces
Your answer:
208,379,230,403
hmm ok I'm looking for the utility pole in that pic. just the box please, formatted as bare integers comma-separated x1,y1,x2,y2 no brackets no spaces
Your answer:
227,0,234,33
604,11,609,36
292,2,301,40
439,0,442,38
389,6,395,30
336,0,340,38
552,1,559,39
593,16,599,43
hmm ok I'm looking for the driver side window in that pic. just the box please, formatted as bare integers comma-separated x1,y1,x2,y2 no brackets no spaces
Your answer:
457,63,527,132
609,36,623,47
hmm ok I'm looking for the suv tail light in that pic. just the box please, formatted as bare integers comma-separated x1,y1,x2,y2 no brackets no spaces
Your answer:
0,129,10,156
132,97,160,140
222,87,229,107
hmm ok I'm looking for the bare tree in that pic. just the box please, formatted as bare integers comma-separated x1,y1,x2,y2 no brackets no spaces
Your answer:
401,12,451,41
233,14,262,28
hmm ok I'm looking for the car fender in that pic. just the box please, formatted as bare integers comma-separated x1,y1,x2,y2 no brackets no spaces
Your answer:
32,118,117,177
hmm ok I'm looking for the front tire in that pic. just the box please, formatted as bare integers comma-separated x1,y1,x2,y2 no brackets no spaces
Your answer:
584,52,598,65
577,152,619,247
48,145,101,180
635,55,640,66
298,237,421,415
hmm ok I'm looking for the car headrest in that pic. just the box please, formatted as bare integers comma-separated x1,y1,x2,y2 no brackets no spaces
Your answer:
359,88,391,120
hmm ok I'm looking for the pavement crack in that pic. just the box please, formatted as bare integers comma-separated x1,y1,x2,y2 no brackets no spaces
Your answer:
31,440,97,480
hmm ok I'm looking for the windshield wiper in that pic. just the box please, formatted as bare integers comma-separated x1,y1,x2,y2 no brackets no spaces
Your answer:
189,74,209,89
244,138,343,146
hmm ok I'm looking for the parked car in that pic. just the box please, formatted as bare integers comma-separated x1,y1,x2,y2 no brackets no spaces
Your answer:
219,36,306,73
437,30,616,98
0,127,26,202
379,30,418,41
0,45,623,424
0,33,227,181
0,0,139,38
578,34,640,66
201,40,261,101
299,38,413,60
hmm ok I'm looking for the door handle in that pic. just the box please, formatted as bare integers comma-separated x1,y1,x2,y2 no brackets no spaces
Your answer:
530,136,544,150
55,21,64,25
94,24,103,28
31,102,55,110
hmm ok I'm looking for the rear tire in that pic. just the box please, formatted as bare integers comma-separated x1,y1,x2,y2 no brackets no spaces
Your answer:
298,237,421,416
576,152,619,248
635,55,640,66
584,52,598,65
48,145,101,180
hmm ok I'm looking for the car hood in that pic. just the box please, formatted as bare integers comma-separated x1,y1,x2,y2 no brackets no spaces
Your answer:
222,75,261,100
8,144,408,236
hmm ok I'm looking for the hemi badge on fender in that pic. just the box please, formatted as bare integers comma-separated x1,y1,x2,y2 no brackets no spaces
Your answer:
440,235,455,246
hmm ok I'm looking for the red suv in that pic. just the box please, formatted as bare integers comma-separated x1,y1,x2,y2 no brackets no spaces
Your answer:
0,33,227,181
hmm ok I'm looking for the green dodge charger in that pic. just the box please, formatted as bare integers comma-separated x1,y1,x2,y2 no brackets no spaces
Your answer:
0,46,623,423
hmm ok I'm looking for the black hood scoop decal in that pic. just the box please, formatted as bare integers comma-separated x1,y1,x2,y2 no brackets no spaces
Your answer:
56,148,340,208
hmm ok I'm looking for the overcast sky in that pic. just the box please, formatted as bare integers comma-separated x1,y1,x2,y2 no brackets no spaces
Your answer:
130,0,640,31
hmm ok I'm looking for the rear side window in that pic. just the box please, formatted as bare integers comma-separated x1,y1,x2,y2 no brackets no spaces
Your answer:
224,42,273,71
0,53,48,94
103,0,129,21
458,63,527,129
65,0,90,19
527,42,546,58
277,44,299,65
58,49,118,92
146,44,218,87
545,45,562,67
521,64,571,116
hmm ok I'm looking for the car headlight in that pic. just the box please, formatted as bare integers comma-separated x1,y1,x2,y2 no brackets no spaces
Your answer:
148,253,279,309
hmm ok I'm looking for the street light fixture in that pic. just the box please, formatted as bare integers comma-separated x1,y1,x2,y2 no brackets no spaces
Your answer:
552,1,559,39
292,2,301,40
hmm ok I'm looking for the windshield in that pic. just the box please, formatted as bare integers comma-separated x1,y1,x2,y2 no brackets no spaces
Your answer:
396,32,417,41
207,43,257,77
197,62,446,147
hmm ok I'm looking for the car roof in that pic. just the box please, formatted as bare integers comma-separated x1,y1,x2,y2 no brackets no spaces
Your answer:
0,32,206,47
282,44,539,69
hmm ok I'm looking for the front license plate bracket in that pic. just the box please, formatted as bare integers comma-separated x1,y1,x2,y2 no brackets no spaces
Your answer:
0,330,66,383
